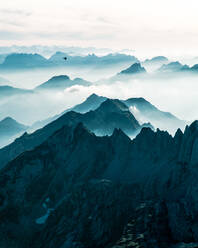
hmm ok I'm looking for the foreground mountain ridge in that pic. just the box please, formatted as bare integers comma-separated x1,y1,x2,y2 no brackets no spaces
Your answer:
1,119,198,247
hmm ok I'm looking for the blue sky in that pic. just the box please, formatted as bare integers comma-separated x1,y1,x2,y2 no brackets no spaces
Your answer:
0,0,198,56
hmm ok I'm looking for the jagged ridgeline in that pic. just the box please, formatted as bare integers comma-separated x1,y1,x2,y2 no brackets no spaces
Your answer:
1,98,198,247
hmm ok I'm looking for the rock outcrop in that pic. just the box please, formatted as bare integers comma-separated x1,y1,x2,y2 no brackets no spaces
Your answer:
1,119,198,247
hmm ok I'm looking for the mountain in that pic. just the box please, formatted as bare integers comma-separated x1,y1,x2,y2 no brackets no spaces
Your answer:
0,53,53,70
158,61,190,73
1,120,198,247
35,75,91,91
0,117,28,137
0,52,139,71
32,94,185,133
49,52,139,67
143,56,169,71
0,99,141,168
188,64,198,72
123,97,186,132
107,63,147,82
31,93,107,129
67,93,107,113
0,85,33,98
119,63,146,74
0,117,28,147
158,61,198,75
143,56,169,65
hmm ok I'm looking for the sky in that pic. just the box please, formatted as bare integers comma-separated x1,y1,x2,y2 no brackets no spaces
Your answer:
0,0,198,57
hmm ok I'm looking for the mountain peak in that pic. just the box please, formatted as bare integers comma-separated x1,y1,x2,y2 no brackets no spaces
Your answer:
0,117,26,128
49,75,70,81
98,99,129,113
1,116,16,123
87,93,99,100
120,63,146,74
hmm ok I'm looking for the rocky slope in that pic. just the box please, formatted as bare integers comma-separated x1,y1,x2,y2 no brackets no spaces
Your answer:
119,63,146,74
32,93,185,133
1,120,198,247
0,99,141,168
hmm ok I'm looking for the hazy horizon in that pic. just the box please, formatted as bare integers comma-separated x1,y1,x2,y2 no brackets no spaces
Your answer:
1,0,198,58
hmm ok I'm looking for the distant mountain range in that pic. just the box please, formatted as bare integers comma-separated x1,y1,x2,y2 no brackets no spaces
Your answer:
0,74,92,98
0,53,54,69
35,75,91,91
142,56,169,72
143,56,169,65
158,61,198,73
0,85,33,98
0,52,139,70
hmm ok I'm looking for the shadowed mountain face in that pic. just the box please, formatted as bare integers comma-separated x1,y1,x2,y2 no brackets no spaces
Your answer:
124,97,186,132
0,99,141,168
33,93,184,133
0,117,28,148
69,93,107,113
0,117,27,136
35,75,91,91
120,63,146,74
1,120,198,247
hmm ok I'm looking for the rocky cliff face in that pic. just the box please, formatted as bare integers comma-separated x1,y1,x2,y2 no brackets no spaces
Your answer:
0,99,141,169
1,121,198,247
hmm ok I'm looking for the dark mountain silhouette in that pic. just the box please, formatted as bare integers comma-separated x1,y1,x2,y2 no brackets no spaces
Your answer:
0,99,141,168
1,120,198,247
67,93,107,113
31,94,107,129
35,75,91,91
120,63,146,74
32,94,185,132
106,63,147,82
